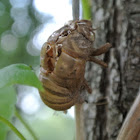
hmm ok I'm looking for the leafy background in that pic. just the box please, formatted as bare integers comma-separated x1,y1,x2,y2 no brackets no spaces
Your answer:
0,0,75,140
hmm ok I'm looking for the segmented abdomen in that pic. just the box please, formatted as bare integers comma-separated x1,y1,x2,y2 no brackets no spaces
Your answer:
40,49,85,110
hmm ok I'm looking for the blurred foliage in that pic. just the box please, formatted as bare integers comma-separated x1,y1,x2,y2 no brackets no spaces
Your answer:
0,64,43,90
81,0,92,20
7,111,75,140
0,0,51,69
0,86,16,140
0,0,75,140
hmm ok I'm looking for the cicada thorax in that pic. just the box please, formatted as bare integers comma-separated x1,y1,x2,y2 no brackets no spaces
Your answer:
39,20,111,111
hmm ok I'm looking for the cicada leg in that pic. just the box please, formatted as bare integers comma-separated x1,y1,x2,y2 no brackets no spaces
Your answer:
87,43,111,67
87,57,108,68
83,79,92,94
91,43,111,56
62,43,111,68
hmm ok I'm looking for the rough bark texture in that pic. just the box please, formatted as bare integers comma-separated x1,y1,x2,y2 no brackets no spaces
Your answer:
83,0,140,140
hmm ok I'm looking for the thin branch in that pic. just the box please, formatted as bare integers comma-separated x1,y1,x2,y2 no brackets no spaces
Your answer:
15,110,38,140
117,91,140,140
72,1,85,140
0,115,26,140
75,104,85,140
72,0,79,20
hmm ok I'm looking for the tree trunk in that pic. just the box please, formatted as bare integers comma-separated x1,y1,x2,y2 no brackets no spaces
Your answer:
83,0,140,140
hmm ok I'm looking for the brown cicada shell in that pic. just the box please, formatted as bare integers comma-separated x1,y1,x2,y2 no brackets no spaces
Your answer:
39,20,111,111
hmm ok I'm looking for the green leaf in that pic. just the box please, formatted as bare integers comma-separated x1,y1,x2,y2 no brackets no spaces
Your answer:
0,64,43,91
0,86,16,140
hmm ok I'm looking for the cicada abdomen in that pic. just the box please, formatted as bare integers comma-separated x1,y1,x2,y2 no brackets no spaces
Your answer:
39,20,111,111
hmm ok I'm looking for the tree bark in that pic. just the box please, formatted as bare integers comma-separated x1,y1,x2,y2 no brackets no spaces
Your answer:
83,0,140,140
